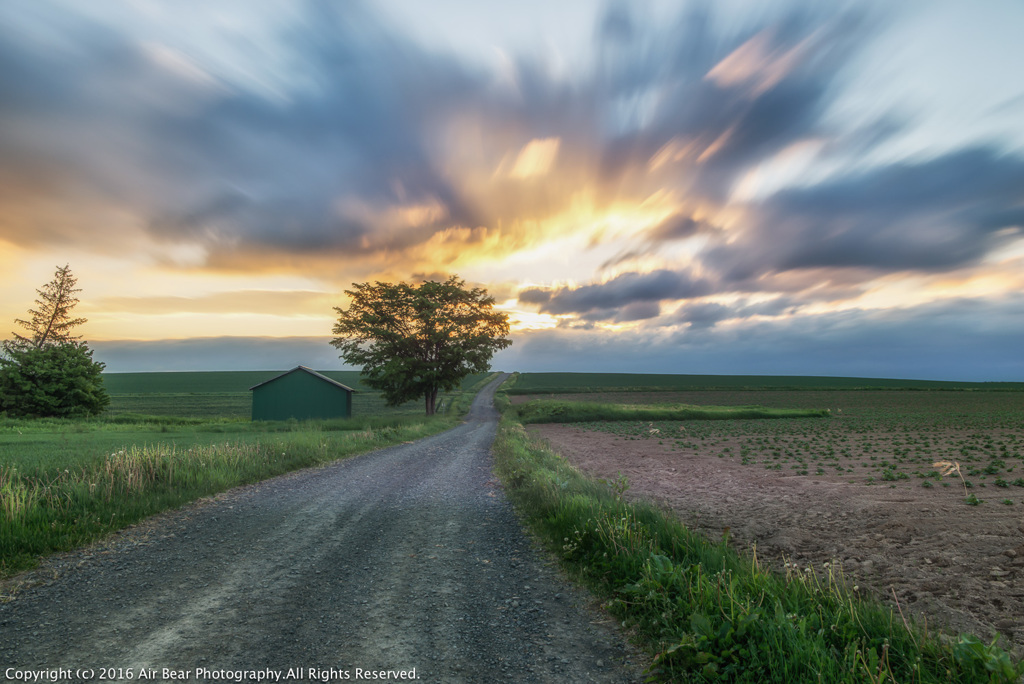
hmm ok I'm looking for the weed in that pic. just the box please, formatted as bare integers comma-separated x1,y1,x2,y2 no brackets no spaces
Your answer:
935,461,968,496
952,634,1024,682
608,472,630,501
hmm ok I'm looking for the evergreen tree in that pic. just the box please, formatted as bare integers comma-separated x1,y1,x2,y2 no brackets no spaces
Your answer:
1,265,109,417
10,264,87,350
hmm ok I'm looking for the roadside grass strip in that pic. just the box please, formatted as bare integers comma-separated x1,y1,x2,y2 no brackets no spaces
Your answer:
517,400,830,425
492,397,1024,682
0,417,457,578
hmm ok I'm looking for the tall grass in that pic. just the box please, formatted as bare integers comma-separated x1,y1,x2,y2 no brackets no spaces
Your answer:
517,399,830,424
492,393,1024,682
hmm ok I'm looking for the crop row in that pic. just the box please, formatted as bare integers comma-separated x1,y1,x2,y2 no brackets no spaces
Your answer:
557,390,1024,502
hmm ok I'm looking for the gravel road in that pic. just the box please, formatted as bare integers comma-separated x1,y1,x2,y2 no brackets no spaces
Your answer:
1,375,643,683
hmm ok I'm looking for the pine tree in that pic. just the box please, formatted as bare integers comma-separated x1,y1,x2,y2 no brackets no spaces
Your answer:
11,264,87,350
1,264,109,417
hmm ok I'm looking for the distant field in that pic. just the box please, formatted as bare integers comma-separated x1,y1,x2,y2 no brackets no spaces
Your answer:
102,370,377,394
507,372,1024,393
102,370,492,419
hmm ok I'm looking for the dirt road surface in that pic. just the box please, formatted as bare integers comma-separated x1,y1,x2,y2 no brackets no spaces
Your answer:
0,377,642,683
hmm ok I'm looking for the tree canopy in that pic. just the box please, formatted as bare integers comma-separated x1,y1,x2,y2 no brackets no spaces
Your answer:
1,264,109,418
331,276,511,415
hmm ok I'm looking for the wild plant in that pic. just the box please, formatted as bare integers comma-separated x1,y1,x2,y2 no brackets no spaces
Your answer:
934,460,968,495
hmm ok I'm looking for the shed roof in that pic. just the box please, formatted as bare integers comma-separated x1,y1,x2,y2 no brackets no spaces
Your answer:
248,366,356,392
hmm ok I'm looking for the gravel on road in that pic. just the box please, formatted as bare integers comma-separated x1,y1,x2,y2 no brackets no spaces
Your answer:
0,375,643,683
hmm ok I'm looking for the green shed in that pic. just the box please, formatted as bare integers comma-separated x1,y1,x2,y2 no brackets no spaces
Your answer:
249,366,354,421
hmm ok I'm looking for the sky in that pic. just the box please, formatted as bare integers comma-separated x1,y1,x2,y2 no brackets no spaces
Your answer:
1,0,1023,379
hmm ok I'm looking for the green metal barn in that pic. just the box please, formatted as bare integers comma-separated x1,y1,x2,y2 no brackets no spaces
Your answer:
249,366,354,421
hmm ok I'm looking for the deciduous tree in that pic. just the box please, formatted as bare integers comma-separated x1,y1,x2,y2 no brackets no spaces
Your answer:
331,276,511,415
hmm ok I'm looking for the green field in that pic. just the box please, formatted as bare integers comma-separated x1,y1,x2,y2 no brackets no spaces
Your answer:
103,369,491,419
506,371,1024,394
102,370,378,394
4,370,496,473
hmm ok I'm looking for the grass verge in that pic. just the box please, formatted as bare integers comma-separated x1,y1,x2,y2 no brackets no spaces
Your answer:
492,392,1024,683
517,399,830,424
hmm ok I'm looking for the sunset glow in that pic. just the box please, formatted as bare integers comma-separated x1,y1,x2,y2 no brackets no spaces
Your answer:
2,1,1023,378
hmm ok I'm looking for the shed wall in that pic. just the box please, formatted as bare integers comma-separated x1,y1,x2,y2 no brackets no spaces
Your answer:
251,371,351,421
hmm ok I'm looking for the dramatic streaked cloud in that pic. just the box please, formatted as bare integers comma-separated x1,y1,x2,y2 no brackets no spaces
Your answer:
520,269,711,316
707,146,1024,281
2,0,1023,378
0,2,478,271
0,1,882,274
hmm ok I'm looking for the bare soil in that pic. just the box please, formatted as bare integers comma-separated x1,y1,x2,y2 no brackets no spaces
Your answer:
0,378,644,683
530,421,1024,655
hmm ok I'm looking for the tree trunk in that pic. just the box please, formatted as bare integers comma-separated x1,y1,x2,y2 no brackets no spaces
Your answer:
425,388,438,416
